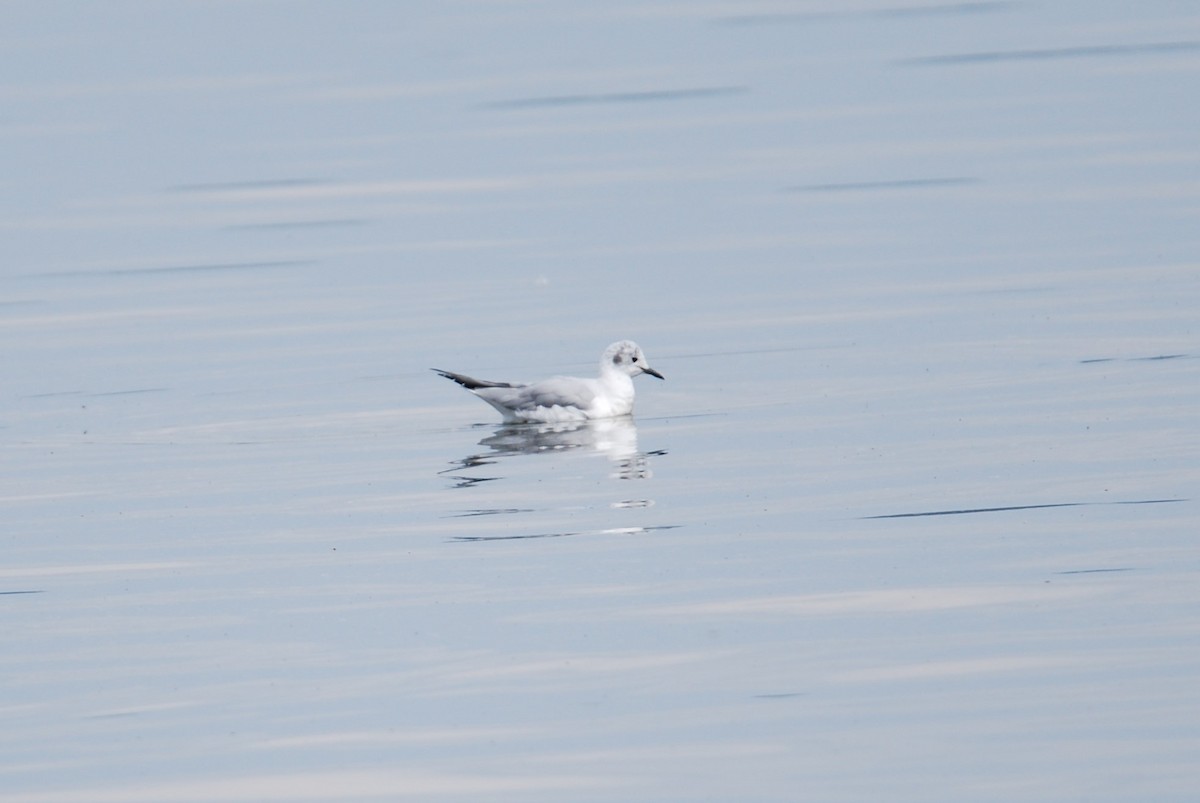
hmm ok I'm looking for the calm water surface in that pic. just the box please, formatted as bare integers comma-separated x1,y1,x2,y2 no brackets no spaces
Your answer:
3,2,1199,801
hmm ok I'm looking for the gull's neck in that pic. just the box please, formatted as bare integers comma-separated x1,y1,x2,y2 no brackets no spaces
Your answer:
597,360,631,384
597,362,636,413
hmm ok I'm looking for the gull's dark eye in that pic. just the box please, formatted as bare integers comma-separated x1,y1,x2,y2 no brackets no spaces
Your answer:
632,356,639,362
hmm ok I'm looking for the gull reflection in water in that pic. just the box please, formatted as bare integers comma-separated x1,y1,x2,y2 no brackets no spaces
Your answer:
441,416,661,488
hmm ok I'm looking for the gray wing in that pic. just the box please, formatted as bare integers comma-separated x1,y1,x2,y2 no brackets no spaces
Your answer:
477,376,596,411
431,369,521,390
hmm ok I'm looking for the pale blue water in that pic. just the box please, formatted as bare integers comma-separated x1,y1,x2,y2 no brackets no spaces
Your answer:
4,2,1199,801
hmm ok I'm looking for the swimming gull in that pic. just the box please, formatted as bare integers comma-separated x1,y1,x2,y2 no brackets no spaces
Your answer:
432,340,664,423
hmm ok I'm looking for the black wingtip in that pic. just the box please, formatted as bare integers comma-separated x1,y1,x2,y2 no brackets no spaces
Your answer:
431,368,465,386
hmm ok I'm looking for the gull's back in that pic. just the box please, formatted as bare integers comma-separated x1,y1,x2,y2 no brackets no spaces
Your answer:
475,376,599,423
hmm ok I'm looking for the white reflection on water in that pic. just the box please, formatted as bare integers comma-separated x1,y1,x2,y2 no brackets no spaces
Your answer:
437,418,669,541
441,417,656,486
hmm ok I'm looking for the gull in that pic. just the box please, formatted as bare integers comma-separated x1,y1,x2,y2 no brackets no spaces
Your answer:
432,340,664,423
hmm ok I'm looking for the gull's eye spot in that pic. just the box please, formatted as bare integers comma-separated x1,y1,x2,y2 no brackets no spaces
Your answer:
632,356,639,362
